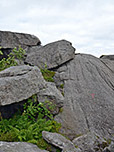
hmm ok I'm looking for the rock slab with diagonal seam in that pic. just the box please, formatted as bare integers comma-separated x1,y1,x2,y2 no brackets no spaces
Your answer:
54,54,114,140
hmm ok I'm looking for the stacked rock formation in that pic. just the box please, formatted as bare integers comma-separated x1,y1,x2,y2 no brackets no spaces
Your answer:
0,30,114,152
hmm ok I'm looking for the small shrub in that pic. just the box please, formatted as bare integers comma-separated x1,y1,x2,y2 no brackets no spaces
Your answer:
0,46,25,71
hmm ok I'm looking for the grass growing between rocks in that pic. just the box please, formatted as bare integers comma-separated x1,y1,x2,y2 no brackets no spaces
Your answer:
40,67,55,82
0,95,61,151
0,47,25,71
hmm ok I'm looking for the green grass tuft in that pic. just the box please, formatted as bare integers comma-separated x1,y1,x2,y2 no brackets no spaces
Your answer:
40,68,55,82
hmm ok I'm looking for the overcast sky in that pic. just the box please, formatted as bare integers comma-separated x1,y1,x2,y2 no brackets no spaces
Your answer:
0,0,114,57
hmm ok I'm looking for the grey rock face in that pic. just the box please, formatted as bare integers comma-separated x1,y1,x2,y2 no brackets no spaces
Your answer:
100,59,114,72
72,132,111,152
72,133,96,151
103,141,114,152
42,131,80,152
0,30,41,49
0,65,46,106
25,45,42,54
62,143,81,152
100,55,114,60
54,54,114,140
38,82,64,115
25,40,75,69
0,141,48,152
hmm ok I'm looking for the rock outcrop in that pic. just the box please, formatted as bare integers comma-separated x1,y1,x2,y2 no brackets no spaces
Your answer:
25,40,75,69
0,141,48,152
0,30,41,60
0,65,46,106
0,30,41,49
54,54,114,140
72,132,114,152
0,30,114,152
37,82,64,115
100,55,114,60
42,131,81,152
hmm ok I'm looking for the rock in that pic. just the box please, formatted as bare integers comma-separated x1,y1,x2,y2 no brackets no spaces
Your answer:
62,143,81,152
108,142,114,152
25,40,75,69
72,133,96,151
0,65,46,106
25,45,42,54
37,82,64,115
100,58,114,72
103,141,114,152
100,55,114,60
0,30,41,49
0,30,41,60
72,132,112,152
42,131,80,152
54,54,114,140
0,141,48,152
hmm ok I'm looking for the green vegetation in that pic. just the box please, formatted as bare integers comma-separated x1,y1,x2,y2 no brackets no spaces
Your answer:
40,67,55,82
57,83,64,96
59,107,63,113
43,100,57,113
0,46,25,71
0,95,61,151
60,83,64,89
0,47,63,151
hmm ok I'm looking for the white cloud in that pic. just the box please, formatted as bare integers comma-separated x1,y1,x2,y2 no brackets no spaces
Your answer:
0,0,114,57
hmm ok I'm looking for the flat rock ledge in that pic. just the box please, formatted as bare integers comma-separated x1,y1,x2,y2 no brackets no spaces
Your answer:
42,131,81,152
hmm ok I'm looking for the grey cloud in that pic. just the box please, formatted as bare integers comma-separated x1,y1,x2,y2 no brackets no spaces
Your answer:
0,0,114,57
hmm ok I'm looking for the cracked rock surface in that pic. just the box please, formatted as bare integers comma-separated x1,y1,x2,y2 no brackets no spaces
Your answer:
55,54,114,140
0,142,48,152
0,30,41,49
37,82,64,115
25,40,75,69
42,131,81,152
0,65,46,106
100,55,114,61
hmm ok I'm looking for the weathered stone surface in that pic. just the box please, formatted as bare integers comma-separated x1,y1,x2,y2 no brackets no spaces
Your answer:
0,65,46,106
100,55,114,60
25,40,75,69
103,141,114,152
42,131,80,152
54,54,114,140
72,133,96,151
0,141,48,152
25,45,42,54
72,132,112,152
62,143,81,152
38,82,64,115
0,30,41,49
100,58,114,72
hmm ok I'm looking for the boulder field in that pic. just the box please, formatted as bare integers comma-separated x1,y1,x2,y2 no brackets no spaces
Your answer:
0,31,114,152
